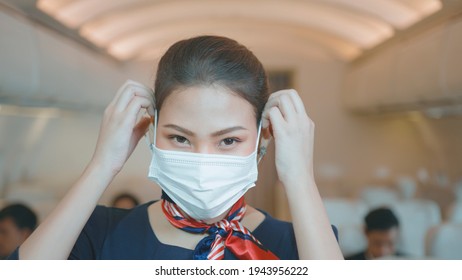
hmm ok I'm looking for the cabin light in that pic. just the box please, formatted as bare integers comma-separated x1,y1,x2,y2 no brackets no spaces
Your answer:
36,0,443,61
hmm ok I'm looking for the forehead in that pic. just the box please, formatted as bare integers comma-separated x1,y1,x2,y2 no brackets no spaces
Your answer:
159,85,256,127
0,217,19,231
368,228,399,240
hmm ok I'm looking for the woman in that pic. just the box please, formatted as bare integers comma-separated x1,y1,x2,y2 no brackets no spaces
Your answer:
13,36,342,260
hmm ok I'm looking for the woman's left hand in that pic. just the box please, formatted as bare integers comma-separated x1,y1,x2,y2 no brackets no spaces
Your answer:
262,89,315,187
262,89,344,260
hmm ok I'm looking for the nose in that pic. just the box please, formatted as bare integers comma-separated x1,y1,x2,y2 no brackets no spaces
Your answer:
193,143,215,154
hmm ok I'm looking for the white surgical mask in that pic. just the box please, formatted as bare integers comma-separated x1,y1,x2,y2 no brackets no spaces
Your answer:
147,111,264,220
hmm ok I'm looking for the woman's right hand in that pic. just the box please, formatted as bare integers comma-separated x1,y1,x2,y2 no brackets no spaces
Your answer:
18,80,155,260
91,80,155,176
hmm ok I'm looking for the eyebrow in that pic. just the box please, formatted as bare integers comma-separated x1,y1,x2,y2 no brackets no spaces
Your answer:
163,124,194,136
211,126,247,137
163,124,247,137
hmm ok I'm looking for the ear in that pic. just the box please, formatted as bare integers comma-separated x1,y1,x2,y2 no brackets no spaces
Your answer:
257,127,272,163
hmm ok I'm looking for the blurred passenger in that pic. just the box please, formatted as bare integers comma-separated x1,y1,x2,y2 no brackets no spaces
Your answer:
111,193,140,209
0,204,37,259
346,207,402,260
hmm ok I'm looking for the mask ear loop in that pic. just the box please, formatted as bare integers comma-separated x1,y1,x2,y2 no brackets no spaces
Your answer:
144,110,157,153
256,121,270,164
258,138,270,164
140,83,155,152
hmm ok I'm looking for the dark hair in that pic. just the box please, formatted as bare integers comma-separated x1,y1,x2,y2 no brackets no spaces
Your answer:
154,35,268,124
0,203,37,231
111,193,140,207
365,207,399,232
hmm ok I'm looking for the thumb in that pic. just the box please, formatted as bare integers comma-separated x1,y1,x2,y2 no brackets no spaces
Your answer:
133,116,152,141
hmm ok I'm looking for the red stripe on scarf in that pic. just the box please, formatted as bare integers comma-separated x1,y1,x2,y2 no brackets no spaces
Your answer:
161,197,279,260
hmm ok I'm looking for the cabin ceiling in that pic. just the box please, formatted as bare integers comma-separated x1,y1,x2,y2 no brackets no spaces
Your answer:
2,0,457,62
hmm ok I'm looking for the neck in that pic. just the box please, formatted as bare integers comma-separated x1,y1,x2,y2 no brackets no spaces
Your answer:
202,210,230,224
161,191,243,224
175,206,232,224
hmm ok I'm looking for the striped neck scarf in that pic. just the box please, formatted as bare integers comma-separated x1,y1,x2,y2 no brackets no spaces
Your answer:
161,196,279,260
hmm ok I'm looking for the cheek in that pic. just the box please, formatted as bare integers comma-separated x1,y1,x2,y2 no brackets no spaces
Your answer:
155,134,170,150
1,230,19,244
243,139,257,155
237,131,259,156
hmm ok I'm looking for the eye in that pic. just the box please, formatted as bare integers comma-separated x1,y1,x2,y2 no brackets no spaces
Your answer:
220,137,241,146
169,135,190,146
175,136,188,143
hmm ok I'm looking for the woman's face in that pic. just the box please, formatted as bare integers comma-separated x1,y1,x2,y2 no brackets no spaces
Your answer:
156,85,258,156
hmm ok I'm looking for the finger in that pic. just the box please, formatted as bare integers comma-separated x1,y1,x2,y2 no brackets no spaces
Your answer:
287,89,307,114
115,84,154,114
261,108,275,130
133,116,152,141
278,94,296,121
111,80,154,109
108,80,131,108
263,90,289,112
262,90,295,128
123,96,155,125
127,116,152,159
110,80,147,107
263,89,296,114
117,80,153,100
266,89,292,102
261,110,270,129
267,107,285,139
261,94,280,128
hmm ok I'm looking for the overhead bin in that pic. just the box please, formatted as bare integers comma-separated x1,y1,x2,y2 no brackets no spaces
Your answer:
0,10,127,110
445,17,462,98
343,14,462,113
0,10,38,100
